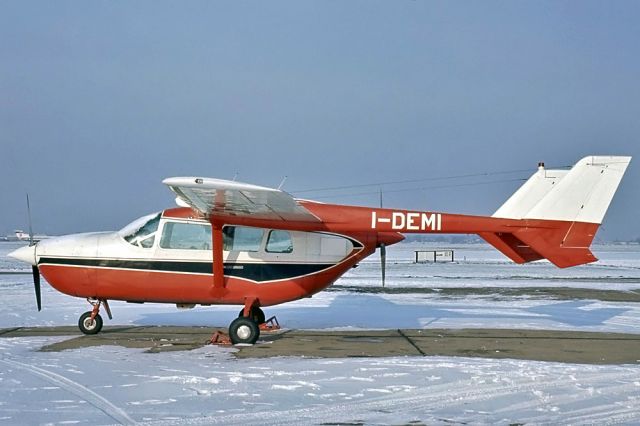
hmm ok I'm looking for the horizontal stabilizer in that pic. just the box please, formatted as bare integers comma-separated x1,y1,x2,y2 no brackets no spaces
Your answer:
480,220,600,268
478,232,543,264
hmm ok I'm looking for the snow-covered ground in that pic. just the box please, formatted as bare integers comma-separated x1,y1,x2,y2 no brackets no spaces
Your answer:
341,241,640,290
2,338,640,425
1,241,640,424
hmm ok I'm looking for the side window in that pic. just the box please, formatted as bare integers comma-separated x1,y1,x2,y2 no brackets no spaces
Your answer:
160,222,211,250
222,226,264,252
266,230,293,253
139,235,155,249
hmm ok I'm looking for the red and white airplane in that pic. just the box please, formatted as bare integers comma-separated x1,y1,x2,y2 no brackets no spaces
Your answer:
8,155,631,344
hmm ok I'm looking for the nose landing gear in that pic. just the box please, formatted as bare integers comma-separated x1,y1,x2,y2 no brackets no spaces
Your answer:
78,298,112,335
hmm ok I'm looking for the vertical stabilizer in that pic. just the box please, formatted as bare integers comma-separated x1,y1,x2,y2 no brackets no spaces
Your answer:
493,164,569,219
485,155,631,268
523,156,631,224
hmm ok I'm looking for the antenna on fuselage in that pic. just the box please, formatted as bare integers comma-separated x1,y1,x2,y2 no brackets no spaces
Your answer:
26,194,34,247
277,176,288,190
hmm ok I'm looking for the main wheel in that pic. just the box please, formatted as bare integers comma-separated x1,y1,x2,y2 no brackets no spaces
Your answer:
78,311,103,335
238,307,265,324
229,317,260,345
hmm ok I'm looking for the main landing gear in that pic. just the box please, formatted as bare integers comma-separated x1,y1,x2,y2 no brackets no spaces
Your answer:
78,299,112,335
211,304,280,345
229,316,260,345
226,306,264,344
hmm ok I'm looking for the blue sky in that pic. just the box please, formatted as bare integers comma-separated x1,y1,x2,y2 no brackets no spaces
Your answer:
1,1,638,240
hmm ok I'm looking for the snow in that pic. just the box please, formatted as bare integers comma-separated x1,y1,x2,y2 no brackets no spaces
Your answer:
1,241,640,424
1,338,639,425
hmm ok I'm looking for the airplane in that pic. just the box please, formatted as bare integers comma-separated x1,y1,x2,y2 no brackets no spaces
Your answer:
13,230,51,242
7,155,632,344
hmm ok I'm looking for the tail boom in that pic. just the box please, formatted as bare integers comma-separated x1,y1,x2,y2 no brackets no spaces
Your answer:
300,155,629,269
305,201,602,267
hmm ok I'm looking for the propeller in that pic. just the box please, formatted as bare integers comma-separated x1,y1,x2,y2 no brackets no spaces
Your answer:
26,194,41,311
379,188,386,288
32,265,41,311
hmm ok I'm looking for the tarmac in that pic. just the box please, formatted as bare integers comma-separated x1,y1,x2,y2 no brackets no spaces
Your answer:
1,326,639,365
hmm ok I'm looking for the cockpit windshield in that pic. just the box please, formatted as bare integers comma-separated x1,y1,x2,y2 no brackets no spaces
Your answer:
119,212,161,248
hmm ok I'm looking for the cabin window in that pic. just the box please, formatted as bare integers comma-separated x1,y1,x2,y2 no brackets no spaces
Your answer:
122,213,161,248
266,230,293,253
222,226,263,252
160,222,211,250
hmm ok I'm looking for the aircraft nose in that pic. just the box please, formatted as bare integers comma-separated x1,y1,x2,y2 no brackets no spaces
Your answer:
7,245,37,266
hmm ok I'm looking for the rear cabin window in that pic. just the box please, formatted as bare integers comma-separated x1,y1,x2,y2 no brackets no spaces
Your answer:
266,230,293,253
160,222,211,250
223,226,264,252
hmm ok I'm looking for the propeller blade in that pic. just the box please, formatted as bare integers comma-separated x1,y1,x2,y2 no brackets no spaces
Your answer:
380,243,386,288
32,265,41,311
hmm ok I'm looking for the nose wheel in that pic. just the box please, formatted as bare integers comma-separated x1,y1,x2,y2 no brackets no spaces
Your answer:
78,298,112,335
78,311,103,334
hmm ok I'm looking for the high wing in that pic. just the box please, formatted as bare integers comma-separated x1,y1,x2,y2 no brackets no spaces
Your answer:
162,177,321,222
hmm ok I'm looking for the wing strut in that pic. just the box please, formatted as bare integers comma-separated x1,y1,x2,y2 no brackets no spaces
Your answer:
212,222,225,291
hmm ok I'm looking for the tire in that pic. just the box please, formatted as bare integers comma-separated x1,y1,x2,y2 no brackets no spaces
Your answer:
229,317,260,345
78,311,103,335
238,307,266,324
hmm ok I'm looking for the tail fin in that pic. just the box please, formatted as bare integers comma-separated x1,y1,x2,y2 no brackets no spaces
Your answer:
482,155,631,268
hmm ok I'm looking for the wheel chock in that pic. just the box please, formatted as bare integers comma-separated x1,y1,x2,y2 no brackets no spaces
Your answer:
209,330,232,345
259,316,281,332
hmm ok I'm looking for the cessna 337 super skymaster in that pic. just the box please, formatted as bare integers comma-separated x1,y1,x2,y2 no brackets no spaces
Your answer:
8,155,632,344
